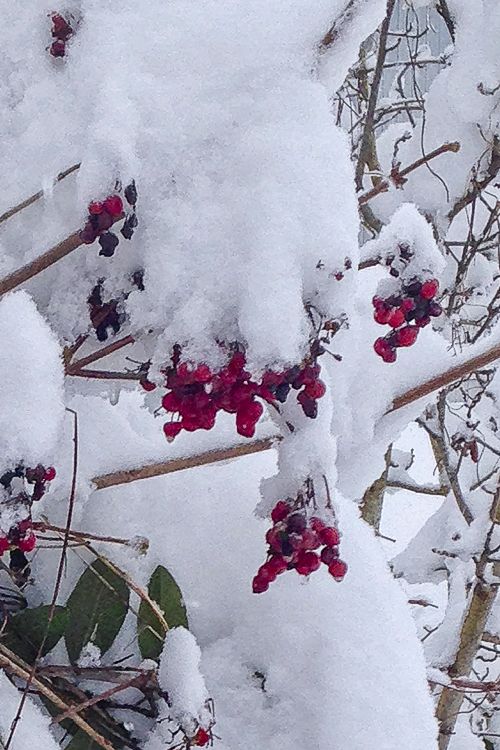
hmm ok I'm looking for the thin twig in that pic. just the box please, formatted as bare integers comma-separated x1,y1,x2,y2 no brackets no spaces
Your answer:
358,141,460,205
4,409,78,749
51,673,150,725
0,163,81,226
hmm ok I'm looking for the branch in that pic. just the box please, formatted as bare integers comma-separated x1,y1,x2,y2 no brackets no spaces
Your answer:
386,479,449,496
389,341,500,413
0,214,123,298
448,135,500,222
0,163,80,226
0,645,114,750
358,141,460,205
318,0,365,52
66,334,136,374
93,436,277,490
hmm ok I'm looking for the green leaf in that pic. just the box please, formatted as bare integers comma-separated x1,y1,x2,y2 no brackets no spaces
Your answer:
2,605,68,663
64,731,100,750
138,565,188,660
65,560,129,664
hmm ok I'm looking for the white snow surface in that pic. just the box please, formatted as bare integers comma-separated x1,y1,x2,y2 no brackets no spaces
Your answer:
0,291,64,466
0,670,59,750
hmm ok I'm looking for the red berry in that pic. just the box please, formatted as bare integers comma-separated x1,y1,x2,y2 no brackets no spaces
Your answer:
271,501,290,523
415,316,431,328
420,279,439,299
51,14,72,40
88,201,104,215
162,392,182,412
310,517,326,533
387,308,406,328
372,296,384,309
252,575,269,594
265,527,282,552
304,379,326,400
301,528,320,550
0,537,9,555
320,546,339,565
193,728,210,746
395,326,418,347
401,298,415,312
140,379,156,392
373,338,396,363
193,364,212,383
18,533,36,553
319,526,340,547
258,562,278,584
267,555,287,575
50,40,66,57
328,559,348,580
103,195,123,217
228,351,246,374
374,307,391,325
44,467,56,482
163,422,182,441
295,551,320,576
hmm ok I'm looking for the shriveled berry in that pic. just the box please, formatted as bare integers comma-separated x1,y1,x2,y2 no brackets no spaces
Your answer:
415,316,431,328
51,14,72,40
98,232,119,257
0,537,9,555
405,280,422,297
124,181,138,206
79,221,98,245
428,302,442,317
287,513,307,534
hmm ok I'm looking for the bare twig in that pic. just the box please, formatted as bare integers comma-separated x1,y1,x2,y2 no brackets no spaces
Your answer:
0,214,123,298
358,141,460,205
0,163,81,227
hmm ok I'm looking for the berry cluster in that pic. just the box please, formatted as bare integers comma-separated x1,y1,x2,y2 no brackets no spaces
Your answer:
80,182,138,256
252,500,347,594
0,465,56,556
49,13,73,57
153,346,326,442
373,278,442,363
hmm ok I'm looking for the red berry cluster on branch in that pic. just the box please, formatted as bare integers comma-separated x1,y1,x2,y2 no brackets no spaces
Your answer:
252,498,347,594
0,465,56,556
373,278,442,363
49,13,73,57
154,345,327,441
80,181,138,256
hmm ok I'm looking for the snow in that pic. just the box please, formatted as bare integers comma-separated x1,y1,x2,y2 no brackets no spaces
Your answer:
0,670,60,750
0,291,64,467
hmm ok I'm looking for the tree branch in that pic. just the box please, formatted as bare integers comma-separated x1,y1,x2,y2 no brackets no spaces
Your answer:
0,163,80,227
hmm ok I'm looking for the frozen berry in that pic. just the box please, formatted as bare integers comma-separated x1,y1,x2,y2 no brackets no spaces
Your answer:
287,513,307,534
18,534,36,553
267,555,288,575
103,195,123,217
193,728,210,746
44,467,56,482
50,40,66,57
420,279,439,299
88,201,104,215
374,307,391,325
428,302,442,317
295,551,320,576
163,422,182,441
252,575,269,594
51,14,72,40
0,537,9,555
394,326,418,347
387,308,406,328
328,559,348,580
319,526,340,547
320,546,339,565
304,380,326,399
271,501,291,524
140,379,157,392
